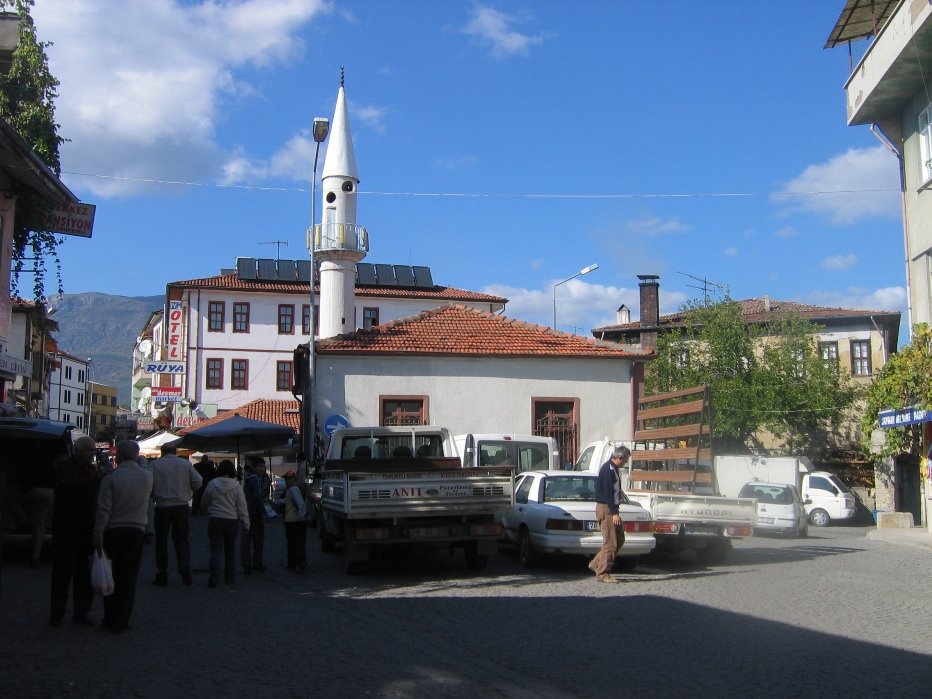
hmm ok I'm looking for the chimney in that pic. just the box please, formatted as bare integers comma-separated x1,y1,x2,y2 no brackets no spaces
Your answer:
638,274,660,350
616,304,631,325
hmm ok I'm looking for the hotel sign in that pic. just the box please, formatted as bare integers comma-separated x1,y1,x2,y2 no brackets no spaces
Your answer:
166,300,184,361
44,202,96,238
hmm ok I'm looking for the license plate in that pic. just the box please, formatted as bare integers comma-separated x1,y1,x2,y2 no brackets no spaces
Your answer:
758,517,774,524
585,521,600,532
406,527,449,539
684,524,719,536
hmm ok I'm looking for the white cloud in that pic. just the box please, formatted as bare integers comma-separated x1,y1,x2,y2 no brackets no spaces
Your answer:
33,0,331,197
350,101,389,134
822,254,858,271
483,280,687,333
773,226,798,238
773,146,900,224
624,216,691,236
462,5,546,59
724,247,738,257
433,155,479,170
804,286,906,313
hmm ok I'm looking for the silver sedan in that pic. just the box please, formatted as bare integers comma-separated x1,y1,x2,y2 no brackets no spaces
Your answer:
499,470,655,570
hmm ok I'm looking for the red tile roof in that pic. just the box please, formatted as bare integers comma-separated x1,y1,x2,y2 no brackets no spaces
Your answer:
178,399,301,434
594,298,901,333
167,272,506,303
318,304,649,358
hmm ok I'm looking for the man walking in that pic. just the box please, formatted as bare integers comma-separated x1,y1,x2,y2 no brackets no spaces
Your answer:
240,458,268,574
49,436,100,627
93,440,153,633
589,445,629,583
149,443,201,586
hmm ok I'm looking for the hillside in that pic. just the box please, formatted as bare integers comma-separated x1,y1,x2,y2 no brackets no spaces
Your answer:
47,292,164,407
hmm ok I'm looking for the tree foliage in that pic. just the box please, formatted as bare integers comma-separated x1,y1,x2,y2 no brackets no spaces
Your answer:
644,293,860,455
861,323,932,459
0,0,65,300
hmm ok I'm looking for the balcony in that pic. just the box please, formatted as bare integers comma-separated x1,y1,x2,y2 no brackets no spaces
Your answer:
312,223,369,255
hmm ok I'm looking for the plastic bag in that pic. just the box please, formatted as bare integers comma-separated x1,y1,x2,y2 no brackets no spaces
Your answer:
91,550,114,596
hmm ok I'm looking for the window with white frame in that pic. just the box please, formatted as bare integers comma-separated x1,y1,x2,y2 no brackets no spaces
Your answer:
851,340,872,376
920,102,932,183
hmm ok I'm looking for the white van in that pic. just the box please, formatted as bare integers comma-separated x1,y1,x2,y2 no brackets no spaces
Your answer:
453,434,561,472
737,481,808,538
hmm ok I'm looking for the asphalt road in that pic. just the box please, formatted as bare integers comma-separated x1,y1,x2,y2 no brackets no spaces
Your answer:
1,517,930,698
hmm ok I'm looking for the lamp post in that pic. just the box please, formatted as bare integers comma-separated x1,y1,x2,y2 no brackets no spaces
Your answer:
305,116,330,466
552,263,598,329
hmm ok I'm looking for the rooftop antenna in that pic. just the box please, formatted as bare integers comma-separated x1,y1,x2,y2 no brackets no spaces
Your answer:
259,240,289,262
677,271,725,305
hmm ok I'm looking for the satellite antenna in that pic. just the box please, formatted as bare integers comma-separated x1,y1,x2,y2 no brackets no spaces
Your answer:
138,339,153,359
137,386,151,413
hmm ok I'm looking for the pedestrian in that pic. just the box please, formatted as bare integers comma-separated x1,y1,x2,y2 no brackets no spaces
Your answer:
191,454,215,515
273,470,307,573
92,440,153,634
149,442,202,586
200,459,249,588
49,436,100,627
588,445,629,583
240,458,268,574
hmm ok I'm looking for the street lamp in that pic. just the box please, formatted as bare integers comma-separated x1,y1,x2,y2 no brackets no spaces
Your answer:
305,116,330,467
553,263,598,329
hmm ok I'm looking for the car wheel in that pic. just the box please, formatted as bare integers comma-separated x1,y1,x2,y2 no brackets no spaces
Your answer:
518,528,538,567
614,555,639,572
809,508,831,527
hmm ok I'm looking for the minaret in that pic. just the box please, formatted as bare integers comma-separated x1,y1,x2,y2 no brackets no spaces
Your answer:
316,71,369,339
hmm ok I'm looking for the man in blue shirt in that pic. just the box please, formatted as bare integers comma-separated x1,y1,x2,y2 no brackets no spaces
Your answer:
589,446,630,583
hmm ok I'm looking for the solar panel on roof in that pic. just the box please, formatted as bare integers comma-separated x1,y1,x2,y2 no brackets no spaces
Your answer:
374,264,396,286
296,260,311,282
394,265,416,287
356,263,377,286
277,260,297,281
257,258,278,280
237,257,257,280
413,266,434,287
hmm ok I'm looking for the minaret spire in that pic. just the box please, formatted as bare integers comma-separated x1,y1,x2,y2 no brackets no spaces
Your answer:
315,74,369,339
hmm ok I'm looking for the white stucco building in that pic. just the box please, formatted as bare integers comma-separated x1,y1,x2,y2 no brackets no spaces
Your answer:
47,349,89,429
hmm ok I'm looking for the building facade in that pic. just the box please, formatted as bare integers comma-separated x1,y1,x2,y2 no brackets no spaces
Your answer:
88,381,118,440
46,350,89,429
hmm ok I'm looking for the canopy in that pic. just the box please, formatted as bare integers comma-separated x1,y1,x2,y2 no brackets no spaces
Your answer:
175,416,296,459
137,430,182,458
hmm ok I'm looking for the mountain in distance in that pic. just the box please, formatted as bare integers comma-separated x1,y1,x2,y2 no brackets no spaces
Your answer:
47,292,164,407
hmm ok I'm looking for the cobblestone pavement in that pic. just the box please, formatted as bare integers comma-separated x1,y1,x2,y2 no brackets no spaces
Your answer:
2,516,931,698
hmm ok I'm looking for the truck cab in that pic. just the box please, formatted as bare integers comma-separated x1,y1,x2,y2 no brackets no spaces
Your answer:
801,471,856,527
453,434,561,472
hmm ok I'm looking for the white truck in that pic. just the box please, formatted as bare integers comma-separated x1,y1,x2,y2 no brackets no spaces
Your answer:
575,439,757,564
714,455,857,527
318,425,515,573
453,433,561,472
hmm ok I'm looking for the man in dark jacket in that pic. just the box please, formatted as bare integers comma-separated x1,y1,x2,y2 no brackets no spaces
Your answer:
240,458,268,574
588,446,630,583
49,436,100,627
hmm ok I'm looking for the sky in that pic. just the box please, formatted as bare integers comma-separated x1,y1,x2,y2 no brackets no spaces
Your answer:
24,0,909,340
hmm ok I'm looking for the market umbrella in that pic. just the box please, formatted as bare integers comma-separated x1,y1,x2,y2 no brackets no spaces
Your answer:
175,415,296,465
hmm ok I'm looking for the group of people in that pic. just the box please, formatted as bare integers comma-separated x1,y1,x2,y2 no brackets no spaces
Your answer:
47,438,310,633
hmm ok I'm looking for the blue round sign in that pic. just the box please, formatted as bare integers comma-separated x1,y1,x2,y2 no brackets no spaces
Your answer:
323,414,350,436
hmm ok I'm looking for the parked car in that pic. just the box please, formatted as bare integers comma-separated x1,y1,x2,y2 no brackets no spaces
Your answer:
738,481,808,538
499,470,655,570
0,417,82,545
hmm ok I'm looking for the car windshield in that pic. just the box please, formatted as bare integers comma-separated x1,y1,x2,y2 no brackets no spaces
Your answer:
543,476,597,502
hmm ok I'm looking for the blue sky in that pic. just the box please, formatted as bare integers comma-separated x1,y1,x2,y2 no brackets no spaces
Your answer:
28,1,907,339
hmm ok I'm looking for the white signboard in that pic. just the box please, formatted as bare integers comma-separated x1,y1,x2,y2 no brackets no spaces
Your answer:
145,362,186,374
166,300,184,361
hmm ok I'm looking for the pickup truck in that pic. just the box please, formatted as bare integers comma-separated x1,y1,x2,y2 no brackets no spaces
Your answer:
319,426,515,573
575,439,757,564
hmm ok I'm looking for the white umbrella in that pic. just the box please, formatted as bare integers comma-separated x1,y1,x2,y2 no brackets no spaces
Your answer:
137,430,181,457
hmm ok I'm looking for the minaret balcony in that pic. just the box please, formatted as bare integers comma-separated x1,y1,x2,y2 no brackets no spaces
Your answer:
313,223,369,254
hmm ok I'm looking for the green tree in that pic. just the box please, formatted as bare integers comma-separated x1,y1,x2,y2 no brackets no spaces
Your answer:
861,323,932,459
0,0,65,300
645,293,860,455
